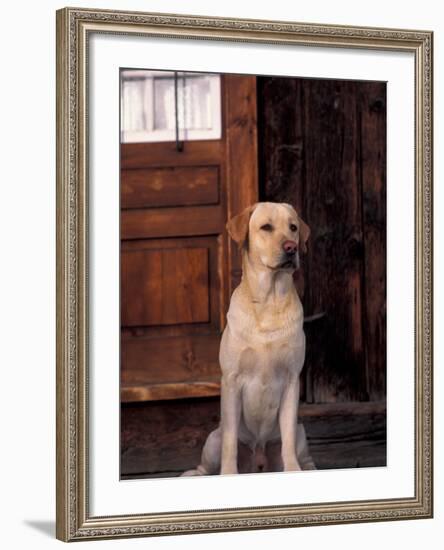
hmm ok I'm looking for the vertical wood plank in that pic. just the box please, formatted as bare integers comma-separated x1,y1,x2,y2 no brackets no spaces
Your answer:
257,76,308,400
360,82,387,400
301,79,368,403
225,75,259,295
258,77,305,209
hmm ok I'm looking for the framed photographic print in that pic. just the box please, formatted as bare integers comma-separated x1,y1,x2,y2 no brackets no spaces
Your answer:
56,7,433,541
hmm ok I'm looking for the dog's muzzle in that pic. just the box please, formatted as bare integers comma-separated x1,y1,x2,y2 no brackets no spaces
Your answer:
276,250,300,270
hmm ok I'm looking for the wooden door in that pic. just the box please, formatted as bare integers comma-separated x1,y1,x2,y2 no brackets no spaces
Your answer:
120,75,258,403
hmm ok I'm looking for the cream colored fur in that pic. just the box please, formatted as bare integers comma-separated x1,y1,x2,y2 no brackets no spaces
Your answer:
182,202,315,476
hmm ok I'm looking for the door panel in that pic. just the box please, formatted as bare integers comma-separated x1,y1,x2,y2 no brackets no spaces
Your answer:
120,74,258,402
121,166,219,209
121,333,221,399
121,247,210,327
121,204,224,240
121,140,225,168
122,235,222,334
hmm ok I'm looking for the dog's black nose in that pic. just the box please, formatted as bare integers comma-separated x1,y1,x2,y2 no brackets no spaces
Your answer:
283,240,298,256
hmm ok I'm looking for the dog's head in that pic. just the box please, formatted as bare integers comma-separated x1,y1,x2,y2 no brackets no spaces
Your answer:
226,202,310,272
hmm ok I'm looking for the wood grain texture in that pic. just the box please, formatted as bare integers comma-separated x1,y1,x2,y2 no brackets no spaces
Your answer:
121,166,219,209
121,399,386,476
121,247,209,326
258,77,386,403
121,139,225,169
359,82,387,400
121,236,223,400
121,204,224,240
257,77,305,208
122,379,221,402
225,75,259,294
303,80,366,403
121,333,221,394
121,236,222,334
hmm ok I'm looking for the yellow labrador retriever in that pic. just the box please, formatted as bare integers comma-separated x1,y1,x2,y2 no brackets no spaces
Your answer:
183,202,315,476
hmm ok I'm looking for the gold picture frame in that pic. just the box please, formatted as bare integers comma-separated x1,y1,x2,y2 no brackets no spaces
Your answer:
56,6,433,542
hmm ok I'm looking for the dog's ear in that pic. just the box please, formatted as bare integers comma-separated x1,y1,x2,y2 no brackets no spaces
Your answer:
298,217,311,254
226,204,256,249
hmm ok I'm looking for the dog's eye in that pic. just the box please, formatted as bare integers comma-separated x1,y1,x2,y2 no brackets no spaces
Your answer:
290,224,298,232
260,224,273,232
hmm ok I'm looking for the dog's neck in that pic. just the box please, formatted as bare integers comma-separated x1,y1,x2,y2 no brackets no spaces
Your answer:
241,252,298,306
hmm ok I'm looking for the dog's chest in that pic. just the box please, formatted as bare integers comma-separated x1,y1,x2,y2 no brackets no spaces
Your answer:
237,343,297,443
238,337,301,382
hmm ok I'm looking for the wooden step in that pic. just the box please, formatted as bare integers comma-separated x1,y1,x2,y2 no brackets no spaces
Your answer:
121,399,386,477
121,378,221,402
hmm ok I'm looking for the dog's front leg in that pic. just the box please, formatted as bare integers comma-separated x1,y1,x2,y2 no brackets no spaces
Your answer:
220,375,241,475
279,376,301,471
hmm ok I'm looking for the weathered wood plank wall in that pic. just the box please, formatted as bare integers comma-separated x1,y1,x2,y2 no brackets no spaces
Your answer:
257,77,386,403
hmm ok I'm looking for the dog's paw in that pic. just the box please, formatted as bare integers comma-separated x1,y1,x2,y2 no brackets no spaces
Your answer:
180,469,201,476
283,457,302,472
220,465,239,475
